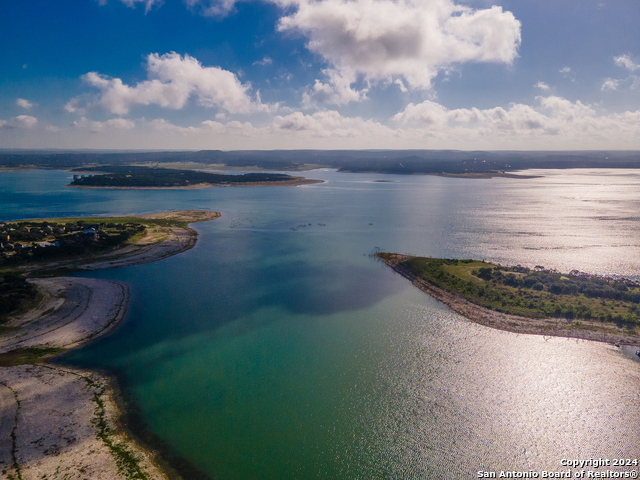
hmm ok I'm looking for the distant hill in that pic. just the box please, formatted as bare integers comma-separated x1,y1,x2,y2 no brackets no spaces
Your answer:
2,149,640,175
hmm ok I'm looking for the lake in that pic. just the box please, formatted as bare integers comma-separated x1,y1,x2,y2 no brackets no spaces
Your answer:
2,168,639,479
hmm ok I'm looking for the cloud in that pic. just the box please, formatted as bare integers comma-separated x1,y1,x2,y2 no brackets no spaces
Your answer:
601,78,621,91
560,67,571,74
0,115,38,130
102,0,236,16
253,57,273,66
272,110,394,138
391,95,638,145
146,118,200,135
184,0,238,17
79,52,268,115
535,81,550,91
278,0,521,103
26,97,640,149
144,117,261,137
127,111,393,140
99,0,163,13
614,53,640,71
302,69,367,106
16,98,35,109
600,55,640,92
73,117,135,133
394,79,408,93
64,98,83,113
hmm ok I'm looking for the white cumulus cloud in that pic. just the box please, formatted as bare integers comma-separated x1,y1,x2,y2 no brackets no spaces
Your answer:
253,57,273,66
64,98,82,113
73,117,136,133
601,78,621,91
79,52,267,115
98,0,163,13
16,98,35,109
535,81,550,91
303,69,367,105
0,115,38,129
614,53,640,71
184,0,238,17
272,110,394,138
278,0,521,104
391,95,631,145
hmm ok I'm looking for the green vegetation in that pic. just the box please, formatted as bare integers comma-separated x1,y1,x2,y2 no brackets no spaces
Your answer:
0,347,64,367
19,214,202,230
1,219,146,267
377,254,640,329
0,212,217,274
83,375,151,480
0,273,39,323
69,166,302,187
1,382,22,480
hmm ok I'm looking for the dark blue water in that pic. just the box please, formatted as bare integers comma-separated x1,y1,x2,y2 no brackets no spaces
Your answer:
2,168,639,479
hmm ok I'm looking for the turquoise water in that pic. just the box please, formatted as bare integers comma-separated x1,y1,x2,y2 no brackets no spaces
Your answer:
2,168,640,478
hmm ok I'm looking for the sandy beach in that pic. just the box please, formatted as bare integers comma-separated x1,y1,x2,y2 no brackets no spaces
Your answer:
379,254,640,347
0,210,220,480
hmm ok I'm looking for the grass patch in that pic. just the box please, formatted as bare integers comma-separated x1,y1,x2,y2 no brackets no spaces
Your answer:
84,376,151,480
377,254,640,332
0,273,40,324
0,347,65,367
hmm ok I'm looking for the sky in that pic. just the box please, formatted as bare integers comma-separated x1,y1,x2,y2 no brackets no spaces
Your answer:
1,0,640,150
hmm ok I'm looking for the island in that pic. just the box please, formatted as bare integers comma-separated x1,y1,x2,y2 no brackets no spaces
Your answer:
376,253,640,346
67,165,322,189
0,210,219,480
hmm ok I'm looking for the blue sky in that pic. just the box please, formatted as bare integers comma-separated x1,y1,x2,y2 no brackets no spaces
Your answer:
1,0,639,150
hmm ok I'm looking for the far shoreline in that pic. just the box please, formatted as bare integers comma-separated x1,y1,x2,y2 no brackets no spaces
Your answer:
337,169,543,179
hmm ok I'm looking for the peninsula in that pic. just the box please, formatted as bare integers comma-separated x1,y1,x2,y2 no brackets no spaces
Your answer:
0,210,219,480
376,253,640,346
1,210,220,275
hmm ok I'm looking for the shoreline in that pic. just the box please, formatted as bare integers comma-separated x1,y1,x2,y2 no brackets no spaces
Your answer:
66,177,324,189
12,210,220,275
379,254,640,347
338,170,542,179
0,210,220,479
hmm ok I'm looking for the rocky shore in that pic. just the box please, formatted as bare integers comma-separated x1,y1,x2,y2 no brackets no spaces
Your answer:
0,210,220,480
379,254,640,347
